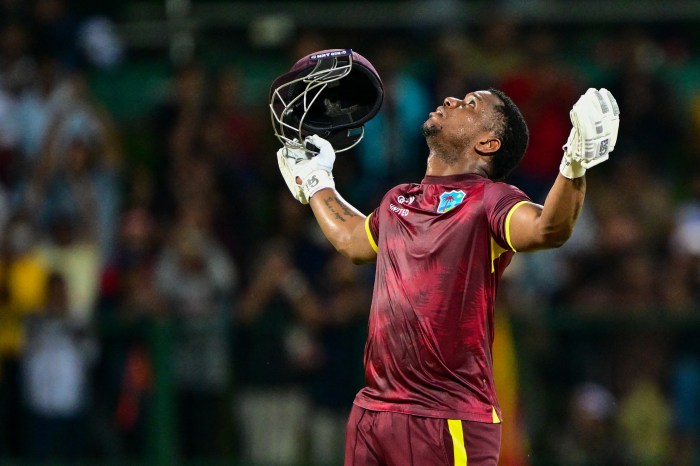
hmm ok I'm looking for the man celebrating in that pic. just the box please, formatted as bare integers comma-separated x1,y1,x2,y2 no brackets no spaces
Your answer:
277,87,619,466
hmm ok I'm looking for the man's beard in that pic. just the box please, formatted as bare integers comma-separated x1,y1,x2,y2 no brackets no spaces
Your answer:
422,122,461,165
422,121,440,138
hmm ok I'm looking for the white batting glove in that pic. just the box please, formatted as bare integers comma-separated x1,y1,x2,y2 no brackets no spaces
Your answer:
277,145,309,204
293,134,336,200
560,88,620,179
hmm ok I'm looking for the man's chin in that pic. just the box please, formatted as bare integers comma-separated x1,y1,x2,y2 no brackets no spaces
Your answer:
422,122,440,138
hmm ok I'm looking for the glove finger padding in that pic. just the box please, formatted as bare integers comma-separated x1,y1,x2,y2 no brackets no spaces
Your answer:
304,134,336,172
560,126,586,179
567,109,584,160
277,148,309,204
571,89,603,143
599,88,620,151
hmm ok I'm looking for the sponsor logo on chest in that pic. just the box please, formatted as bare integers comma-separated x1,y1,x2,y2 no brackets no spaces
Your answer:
389,203,409,217
388,194,414,217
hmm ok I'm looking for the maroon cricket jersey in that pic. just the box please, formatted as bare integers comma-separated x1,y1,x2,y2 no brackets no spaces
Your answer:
355,173,530,423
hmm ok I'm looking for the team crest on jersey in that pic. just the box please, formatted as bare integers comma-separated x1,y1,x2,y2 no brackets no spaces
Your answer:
437,190,466,213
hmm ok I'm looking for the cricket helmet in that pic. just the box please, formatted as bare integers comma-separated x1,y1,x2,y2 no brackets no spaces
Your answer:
269,48,383,153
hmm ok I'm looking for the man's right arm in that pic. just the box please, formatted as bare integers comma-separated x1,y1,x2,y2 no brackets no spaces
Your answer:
277,134,377,264
308,188,377,264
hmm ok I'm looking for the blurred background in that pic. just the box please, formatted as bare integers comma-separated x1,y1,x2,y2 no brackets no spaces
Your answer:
0,0,699,465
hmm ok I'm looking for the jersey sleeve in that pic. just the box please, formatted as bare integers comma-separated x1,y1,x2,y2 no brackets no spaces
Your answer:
365,208,380,252
483,182,531,251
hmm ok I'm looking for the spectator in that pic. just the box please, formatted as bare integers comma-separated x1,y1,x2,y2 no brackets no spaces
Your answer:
306,254,371,465
605,29,685,175
21,271,97,460
500,29,579,202
20,127,120,263
0,21,32,184
154,207,237,459
201,66,267,264
670,356,700,466
666,170,700,309
429,32,492,108
472,17,525,82
0,20,35,97
14,54,73,166
235,191,330,466
0,215,49,456
149,61,207,219
553,382,623,466
613,333,673,465
95,207,163,458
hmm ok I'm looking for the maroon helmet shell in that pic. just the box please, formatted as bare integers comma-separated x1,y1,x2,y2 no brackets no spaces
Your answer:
269,49,384,152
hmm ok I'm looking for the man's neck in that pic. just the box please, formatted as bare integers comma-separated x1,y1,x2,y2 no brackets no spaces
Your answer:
425,152,489,178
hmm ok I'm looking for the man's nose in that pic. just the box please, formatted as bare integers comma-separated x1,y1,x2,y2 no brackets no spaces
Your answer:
444,97,462,108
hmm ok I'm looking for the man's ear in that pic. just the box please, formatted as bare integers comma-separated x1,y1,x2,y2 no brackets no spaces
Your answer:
475,137,501,155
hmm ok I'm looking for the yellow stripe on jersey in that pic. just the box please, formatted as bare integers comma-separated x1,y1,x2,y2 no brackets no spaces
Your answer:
448,419,468,466
364,213,378,252
490,235,509,274
492,406,501,424
505,201,530,252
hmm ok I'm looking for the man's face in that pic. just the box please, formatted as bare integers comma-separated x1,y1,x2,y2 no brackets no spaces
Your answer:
422,90,500,151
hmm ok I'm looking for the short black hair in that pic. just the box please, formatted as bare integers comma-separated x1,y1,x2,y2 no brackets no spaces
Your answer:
486,88,529,181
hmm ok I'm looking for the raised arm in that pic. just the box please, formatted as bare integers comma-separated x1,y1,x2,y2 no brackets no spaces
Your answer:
508,88,619,252
277,135,377,264
309,189,376,264
507,175,585,251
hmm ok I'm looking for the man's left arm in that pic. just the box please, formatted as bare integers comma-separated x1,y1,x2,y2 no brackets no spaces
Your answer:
507,175,585,252
507,88,619,252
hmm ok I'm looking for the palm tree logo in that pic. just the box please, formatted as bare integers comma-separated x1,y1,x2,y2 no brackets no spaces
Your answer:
437,190,466,213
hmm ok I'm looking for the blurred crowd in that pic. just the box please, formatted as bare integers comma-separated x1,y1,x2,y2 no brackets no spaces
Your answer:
0,1,699,465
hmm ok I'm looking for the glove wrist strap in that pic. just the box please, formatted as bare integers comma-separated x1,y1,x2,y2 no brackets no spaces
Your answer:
302,170,335,199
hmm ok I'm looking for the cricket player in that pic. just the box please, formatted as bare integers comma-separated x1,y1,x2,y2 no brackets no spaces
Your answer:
277,86,619,465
